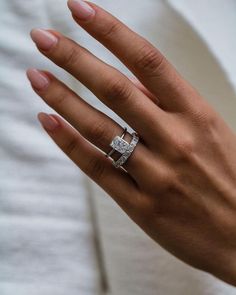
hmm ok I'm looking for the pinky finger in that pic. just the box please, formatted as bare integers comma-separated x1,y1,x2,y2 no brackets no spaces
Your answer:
37,112,139,208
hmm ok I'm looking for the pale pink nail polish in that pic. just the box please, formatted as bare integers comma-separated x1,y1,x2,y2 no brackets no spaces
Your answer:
38,112,60,131
67,0,95,20
30,29,58,50
26,68,50,90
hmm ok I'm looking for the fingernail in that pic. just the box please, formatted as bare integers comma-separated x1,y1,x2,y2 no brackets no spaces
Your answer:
38,112,60,132
67,0,95,20
30,29,58,51
26,68,50,90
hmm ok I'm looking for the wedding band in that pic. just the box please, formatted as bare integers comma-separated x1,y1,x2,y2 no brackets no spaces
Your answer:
106,127,140,168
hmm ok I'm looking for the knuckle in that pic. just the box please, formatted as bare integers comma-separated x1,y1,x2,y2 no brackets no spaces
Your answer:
146,168,174,195
201,110,218,129
49,88,68,109
135,42,165,75
87,119,109,147
59,45,81,68
104,78,132,106
157,173,174,194
87,157,106,181
63,136,78,156
100,20,123,41
192,101,219,128
174,136,196,159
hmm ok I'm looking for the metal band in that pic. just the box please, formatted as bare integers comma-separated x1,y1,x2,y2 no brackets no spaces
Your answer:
113,132,139,168
106,127,127,158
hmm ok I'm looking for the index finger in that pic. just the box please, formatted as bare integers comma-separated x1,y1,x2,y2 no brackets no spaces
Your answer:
67,0,197,111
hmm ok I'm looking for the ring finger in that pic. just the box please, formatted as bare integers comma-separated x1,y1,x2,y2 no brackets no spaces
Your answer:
26,68,154,181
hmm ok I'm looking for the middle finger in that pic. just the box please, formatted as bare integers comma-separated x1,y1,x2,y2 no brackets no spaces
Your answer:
30,28,167,142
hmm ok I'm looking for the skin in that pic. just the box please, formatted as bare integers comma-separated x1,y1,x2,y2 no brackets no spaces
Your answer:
27,1,236,286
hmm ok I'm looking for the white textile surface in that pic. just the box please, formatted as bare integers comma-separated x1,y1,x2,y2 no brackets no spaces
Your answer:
0,1,101,294
0,0,236,294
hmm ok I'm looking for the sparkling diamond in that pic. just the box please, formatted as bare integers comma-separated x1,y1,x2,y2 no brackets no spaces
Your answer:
110,136,130,154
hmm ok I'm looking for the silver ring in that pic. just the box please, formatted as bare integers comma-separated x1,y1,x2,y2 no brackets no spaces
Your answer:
106,127,140,168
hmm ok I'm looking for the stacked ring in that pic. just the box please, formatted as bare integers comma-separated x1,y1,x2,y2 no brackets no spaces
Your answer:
106,127,140,168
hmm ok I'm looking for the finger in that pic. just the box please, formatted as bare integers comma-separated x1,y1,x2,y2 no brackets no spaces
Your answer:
128,77,159,104
30,28,167,141
26,68,153,181
67,0,199,112
37,112,140,208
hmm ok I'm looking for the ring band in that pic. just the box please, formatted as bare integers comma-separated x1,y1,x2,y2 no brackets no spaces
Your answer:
106,127,140,168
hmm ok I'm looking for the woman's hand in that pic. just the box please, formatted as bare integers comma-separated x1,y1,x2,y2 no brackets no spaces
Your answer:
27,0,236,285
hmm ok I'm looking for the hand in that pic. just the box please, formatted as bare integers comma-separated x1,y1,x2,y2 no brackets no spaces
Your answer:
27,0,236,286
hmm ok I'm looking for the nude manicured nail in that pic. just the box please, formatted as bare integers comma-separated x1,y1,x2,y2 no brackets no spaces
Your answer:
26,68,50,90
38,113,60,132
67,0,95,20
30,29,58,50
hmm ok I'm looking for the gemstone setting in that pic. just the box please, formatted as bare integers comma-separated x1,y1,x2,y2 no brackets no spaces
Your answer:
113,133,139,168
110,136,130,154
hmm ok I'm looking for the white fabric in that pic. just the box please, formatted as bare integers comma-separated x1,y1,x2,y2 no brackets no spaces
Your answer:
0,1,101,294
0,0,236,295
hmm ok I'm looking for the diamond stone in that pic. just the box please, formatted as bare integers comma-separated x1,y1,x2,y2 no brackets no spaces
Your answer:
110,136,130,154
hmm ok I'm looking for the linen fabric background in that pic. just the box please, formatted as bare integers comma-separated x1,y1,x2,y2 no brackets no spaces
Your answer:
0,0,236,294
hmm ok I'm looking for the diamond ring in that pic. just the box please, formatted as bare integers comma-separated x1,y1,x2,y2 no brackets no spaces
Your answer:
106,127,140,168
